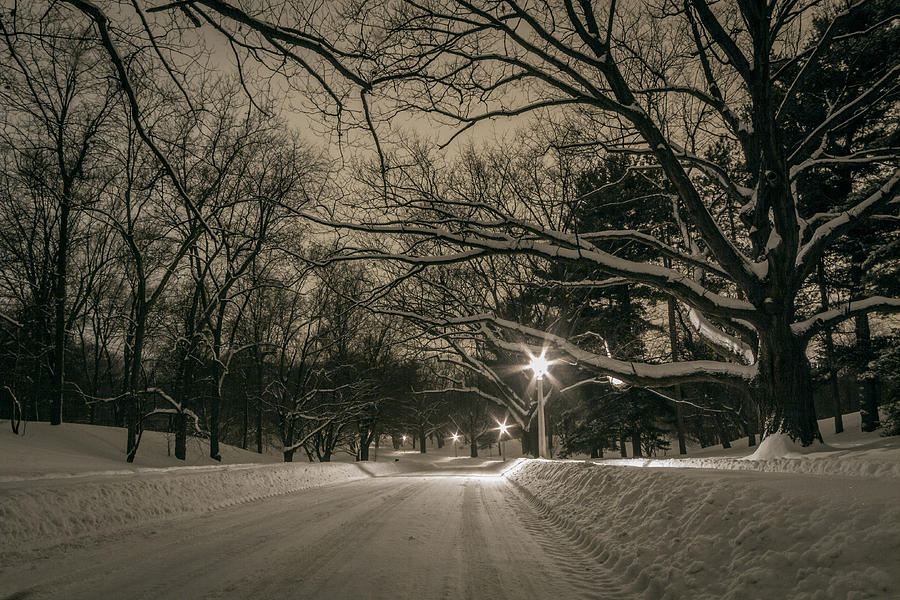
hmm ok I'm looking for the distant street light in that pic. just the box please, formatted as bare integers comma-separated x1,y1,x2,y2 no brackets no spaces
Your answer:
528,351,551,459
496,419,511,462
451,432,460,457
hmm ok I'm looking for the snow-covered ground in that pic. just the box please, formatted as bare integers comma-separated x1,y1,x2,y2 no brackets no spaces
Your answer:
0,422,282,481
592,411,900,479
1,414,897,599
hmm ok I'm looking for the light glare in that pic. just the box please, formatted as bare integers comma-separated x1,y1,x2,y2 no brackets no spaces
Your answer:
528,352,550,379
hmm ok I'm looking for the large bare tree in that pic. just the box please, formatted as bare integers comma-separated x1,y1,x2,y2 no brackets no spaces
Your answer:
59,0,900,445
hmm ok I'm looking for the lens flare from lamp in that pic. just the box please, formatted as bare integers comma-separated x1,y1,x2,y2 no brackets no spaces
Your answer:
528,352,550,380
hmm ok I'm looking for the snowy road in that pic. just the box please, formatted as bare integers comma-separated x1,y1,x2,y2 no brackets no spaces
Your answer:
0,467,616,600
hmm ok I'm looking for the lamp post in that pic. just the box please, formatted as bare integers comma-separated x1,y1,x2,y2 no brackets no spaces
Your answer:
498,420,509,462
529,353,550,459
451,432,460,458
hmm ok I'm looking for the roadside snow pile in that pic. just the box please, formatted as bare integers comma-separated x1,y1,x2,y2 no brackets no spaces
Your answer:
505,460,900,600
0,461,409,550
591,413,900,479
744,432,830,459
593,450,900,479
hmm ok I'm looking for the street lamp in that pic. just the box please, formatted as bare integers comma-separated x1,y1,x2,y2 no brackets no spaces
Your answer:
496,419,510,462
451,432,460,458
528,351,551,459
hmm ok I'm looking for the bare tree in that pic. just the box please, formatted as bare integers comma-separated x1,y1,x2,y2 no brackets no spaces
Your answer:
0,5,116,425
58,0,900,445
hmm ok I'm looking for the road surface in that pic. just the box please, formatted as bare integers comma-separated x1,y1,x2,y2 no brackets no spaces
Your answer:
0,465,620,600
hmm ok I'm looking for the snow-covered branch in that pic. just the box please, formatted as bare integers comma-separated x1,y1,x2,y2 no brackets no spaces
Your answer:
684,307,756,365
794,167,900,287
300,213,758,323
415,386,511,409
793,296,900,340
0,312,21,328
476,316,756,388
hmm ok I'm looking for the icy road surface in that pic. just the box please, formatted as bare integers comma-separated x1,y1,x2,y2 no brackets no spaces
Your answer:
0,465,614,600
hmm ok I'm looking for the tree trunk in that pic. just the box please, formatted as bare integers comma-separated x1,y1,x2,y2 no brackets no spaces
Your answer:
816,260,843,434
282,419,295,462
418,425,426,454
241,394,249,450
50,197,69,426
856,314,881,432
757,327,821,445
209,395,221,460
744,389,758,447
849,245,880,432
619,432,628,457
209,359,222,461
716,415,732,449
125,317,146,463
175,411,186,460
255,361,263,454
470,441,478,458
126,398,138,463
631,431,642,458
667,296,687,454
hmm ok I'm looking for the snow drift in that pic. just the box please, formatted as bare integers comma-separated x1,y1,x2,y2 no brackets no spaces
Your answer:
504,459,900,600
0,461,409,549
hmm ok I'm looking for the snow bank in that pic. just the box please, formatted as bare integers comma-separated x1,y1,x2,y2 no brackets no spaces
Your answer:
590,452,900,479
0,422,281,480
0,461,408,550
505,460,900,600
590,413,900,480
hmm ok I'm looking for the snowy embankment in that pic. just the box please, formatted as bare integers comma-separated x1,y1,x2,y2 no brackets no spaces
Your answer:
0,424,409,551
591,434,900,479
589,411,900,480
505,460,900,599
504,414,900,600
1,461,409,549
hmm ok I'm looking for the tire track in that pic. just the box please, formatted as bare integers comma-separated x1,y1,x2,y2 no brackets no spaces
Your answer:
2,477,416,600
504,479,635,599
251,478,425,599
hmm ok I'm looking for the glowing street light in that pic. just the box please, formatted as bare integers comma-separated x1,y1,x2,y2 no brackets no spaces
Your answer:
451,432,460,457
529,353,550,380
528,351,551,459
496,419,512,462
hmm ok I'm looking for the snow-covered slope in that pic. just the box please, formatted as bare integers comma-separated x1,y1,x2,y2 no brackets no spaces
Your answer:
0,422,281,480
501,413,900,600
0,423,410,550
592,411,900,479
3,413,898,600
505,459,900,600
0,460,411,549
